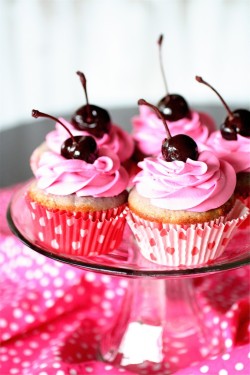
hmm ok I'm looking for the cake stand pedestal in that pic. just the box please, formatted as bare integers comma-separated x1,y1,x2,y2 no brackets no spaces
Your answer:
7,183,250,374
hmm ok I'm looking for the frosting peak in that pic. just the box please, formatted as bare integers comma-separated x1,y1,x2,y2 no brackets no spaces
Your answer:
133,151,236,212
34,146,129,197
132,106,215,156
46,118,134,162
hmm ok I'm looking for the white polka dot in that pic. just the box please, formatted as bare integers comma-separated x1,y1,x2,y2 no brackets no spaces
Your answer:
39,217,46,226
105,290,115,299
52,363,61,368
25,314,35,323
2,333,11,341
38,232,44,241
39,372,49,375
200,365,209,373
101,275,111,283
222,353,230,361
219,370,228,375
10,369,19,374
45,299,54,308
55,289,64,298
169,356,179,363
0,319,7,328
22,362,31,368
72,241,81,250
40,277,50,287
0,354,9,362
51,239,59,249
54,278,64,287
43,290,52,299
55,225,62,234
213,316,220,324
98,235,105,244
85,272,96,282
85,367,93,373
225,338,233,348
23,349,33,356
104,365,113,371
41,333,50,340
13,308,23,318
69,370,78,375
56,370,65,375
221,321,228,329
235,363,244,371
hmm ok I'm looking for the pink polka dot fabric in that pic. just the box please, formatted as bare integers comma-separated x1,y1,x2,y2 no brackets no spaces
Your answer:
0,184,250,375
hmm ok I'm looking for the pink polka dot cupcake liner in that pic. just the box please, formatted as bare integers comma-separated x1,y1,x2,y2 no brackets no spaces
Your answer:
26,198,128,256
127,200,249,267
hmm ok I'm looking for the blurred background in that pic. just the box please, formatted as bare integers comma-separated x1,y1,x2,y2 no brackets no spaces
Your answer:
0,0,250,186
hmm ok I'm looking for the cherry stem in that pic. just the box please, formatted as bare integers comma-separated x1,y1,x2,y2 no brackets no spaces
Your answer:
76,71,92,122
138,99,171,139
32,110,75,142
195,76,234,119
158,34,169,97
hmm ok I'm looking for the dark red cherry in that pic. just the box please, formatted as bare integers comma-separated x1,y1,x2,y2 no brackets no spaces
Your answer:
32,109,99,163
195,76,250,140
158,94,190,121
138,99,198,162
61,135,98,163
71,71,111,138
162,134,198,162
156,34,190,121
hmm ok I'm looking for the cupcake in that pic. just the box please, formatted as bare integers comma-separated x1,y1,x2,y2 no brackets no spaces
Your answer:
31,71,134,174
131,35,215,161
27,110,129,257
127,99,249,267
196,76,250,208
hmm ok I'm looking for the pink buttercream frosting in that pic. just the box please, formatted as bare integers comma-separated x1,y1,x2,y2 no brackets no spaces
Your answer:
133,151,236,212
46,118,134,163
205,130,250,173
34,146,129,197
132,106,216,156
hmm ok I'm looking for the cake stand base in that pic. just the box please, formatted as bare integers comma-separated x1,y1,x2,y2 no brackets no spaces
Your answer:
99,277,224,374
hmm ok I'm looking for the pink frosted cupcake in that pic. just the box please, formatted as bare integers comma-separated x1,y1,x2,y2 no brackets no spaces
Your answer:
31,71,134,173
27,110,129,257
127,100,248,267
196,76,250,208
131,35,215,160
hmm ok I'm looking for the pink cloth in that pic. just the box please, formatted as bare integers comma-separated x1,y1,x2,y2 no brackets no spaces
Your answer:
0,184,249,375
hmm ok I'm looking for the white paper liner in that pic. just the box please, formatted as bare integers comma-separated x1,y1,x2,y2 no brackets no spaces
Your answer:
126,200,249,267
26,198,128,256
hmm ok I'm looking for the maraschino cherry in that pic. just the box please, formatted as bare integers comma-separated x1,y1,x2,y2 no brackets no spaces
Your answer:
195,76,250,140
32,110,98,163
71,71,111,138
138,99,198,162
157,34,190,121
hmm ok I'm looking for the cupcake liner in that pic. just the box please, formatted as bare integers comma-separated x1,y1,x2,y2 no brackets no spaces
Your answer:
126,200,249,267
26,198,128,256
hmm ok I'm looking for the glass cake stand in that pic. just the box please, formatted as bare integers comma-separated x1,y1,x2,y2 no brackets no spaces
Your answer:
7,183,250,375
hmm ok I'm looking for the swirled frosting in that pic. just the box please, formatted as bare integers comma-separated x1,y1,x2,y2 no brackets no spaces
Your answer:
46,118,134,162
132,106,216,156
133,151,236,212
34,146,129,197
205,130,250,173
